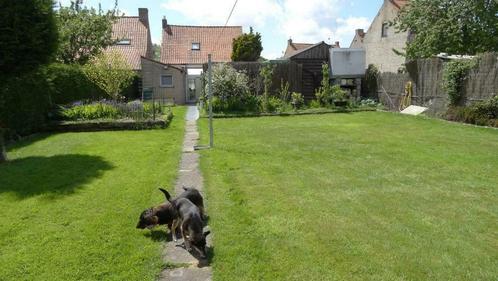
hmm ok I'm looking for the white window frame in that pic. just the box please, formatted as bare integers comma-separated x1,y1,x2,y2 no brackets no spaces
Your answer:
191,42,200,50
116,39,131,45
160,75,173,88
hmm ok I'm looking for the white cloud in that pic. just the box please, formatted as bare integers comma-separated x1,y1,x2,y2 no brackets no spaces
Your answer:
161,0,282,28
335,16,370,46
160,0,371,57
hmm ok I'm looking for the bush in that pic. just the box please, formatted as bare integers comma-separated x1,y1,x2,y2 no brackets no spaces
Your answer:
46,63,105,104
204,63,260,113
446,96,498,127
0,69,52,137
60,100,164,121
291,92,304,110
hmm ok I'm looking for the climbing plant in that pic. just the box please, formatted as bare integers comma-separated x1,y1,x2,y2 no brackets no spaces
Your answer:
442,58,478,105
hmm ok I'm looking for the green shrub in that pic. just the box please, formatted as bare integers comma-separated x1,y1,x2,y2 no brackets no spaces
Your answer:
0,68,52,137
46,63,105,104
291,92,304,110
60,101,165,121
446,96,498,127
265,96,285,113
309,99,322,109
204,63,262,113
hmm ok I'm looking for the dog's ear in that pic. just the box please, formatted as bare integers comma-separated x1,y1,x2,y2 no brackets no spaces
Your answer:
158,188,172,201
182,185,187,191
203,230,211,237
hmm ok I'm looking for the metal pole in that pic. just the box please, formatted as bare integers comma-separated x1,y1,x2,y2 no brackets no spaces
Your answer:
208,54,214,148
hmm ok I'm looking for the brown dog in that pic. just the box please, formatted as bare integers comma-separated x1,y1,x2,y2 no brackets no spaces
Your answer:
136,187,205,231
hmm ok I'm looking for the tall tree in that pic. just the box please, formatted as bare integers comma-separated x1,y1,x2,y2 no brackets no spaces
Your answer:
56,1,117,64
393,0,498,59
231,27,263,62
0,0,59,163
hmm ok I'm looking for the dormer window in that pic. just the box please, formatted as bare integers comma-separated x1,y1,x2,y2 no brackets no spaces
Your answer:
191,43,200,50
381,23,388,38
116,39,131,45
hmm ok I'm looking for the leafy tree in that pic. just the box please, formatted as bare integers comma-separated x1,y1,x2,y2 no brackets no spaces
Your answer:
56,1,117,64
393,0,498,59
0,0,58,163
231,27,263,61
84,51,136,100
152,44,161,61
0,0,58,75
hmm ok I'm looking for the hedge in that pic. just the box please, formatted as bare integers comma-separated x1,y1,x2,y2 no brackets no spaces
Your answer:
46,63,105,104
0,69,52,137
0,63,141,138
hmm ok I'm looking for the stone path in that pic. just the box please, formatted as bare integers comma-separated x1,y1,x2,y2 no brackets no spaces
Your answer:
159,106,212,281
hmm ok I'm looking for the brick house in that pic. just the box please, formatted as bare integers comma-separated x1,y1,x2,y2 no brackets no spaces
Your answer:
105,8,153,97
140,18,242,104
350,0,410,73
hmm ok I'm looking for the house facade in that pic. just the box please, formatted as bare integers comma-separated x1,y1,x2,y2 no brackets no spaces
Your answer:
140,18,242,104
105,8,153,98
350,0,410,73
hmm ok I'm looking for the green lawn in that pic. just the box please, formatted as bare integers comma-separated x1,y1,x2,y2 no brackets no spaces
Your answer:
199,112,498,281
0,107,186,281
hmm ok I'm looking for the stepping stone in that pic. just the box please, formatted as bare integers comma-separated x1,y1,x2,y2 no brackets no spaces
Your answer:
159,266,211,281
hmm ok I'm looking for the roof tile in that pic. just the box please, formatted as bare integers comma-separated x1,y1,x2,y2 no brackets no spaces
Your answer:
105,16,152,70
161,25,242,65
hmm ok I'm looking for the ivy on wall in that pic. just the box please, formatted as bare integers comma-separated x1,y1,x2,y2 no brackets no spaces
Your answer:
442,58,479,106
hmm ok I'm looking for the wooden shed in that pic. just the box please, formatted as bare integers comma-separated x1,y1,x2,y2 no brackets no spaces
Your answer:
286,42,332,100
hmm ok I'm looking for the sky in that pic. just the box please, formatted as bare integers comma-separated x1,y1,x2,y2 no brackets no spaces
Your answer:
59,0,383,59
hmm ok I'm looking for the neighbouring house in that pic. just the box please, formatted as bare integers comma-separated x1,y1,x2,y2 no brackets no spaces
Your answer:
350,0,410,73
283,40,339,100
140,18,242,104
105,8,153,97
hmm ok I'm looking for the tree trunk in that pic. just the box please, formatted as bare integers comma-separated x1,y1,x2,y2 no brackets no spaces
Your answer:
0,130,6,163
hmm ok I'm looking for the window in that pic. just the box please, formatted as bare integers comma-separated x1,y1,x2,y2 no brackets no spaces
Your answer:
116,39,131,45
160,75,173,87
381,23,388,37
191,42,200,50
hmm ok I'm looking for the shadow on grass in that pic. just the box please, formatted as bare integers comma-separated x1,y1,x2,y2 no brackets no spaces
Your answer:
143,229,170,242
0,154,113,200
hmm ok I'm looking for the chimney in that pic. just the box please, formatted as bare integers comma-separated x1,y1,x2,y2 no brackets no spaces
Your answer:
355,29,365,38
162,16,168,29
335,41,340,48
288,38,292,46
138,8,149,27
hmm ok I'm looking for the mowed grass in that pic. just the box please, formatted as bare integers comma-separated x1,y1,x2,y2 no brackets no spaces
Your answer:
0,107,186,281
199,112,498,281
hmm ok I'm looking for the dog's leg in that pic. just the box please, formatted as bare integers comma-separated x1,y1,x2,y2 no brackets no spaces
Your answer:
171,219,179,242
181,219,191,251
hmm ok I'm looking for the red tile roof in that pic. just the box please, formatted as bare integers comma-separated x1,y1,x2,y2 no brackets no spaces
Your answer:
106,16,152,70
161,25,242,65
284,41,314,58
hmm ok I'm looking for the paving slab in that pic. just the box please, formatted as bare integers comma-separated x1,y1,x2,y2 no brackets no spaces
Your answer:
159,266,211,281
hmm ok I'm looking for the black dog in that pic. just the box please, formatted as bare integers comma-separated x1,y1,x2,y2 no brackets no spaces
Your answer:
136,187,205,230
169,197,211,259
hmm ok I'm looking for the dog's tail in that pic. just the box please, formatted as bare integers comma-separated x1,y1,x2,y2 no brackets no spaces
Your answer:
158,188,172,201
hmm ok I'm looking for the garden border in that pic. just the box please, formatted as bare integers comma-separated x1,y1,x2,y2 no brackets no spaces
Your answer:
201,107,377,119
47,112,174,132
